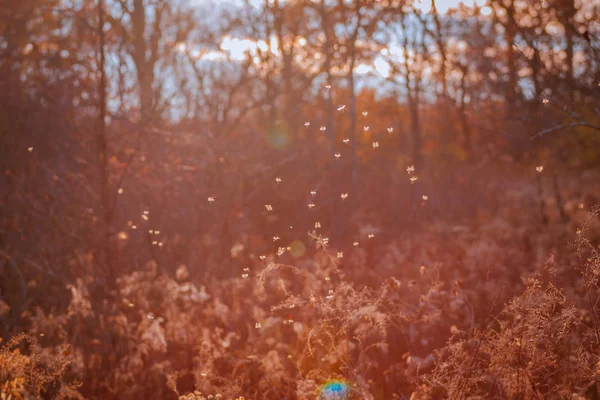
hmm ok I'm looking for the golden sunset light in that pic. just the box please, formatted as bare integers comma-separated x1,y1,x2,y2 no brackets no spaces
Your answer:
2,0,599,398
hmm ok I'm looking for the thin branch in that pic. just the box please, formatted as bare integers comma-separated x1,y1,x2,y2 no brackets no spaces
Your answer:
531,121,600,140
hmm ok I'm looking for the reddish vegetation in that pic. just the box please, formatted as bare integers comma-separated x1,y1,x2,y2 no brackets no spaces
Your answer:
1,0,600,399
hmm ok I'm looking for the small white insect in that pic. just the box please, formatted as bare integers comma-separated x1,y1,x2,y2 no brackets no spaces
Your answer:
315,221,321,228
308,203,315,209
536,166,544,173
334,153,341,159
275,177,282,183
406,165,415,174
368,233,375,239
372,142,379,148
337,105,346,112
304,121,311,127
265,204,273,211
363,126,370,132
410,176,418,183
118,188,124,194
342,138,350,144
320,126,327,132
273,236,280,242
341,193,348,200
387,127,394,134
207,197,215,202
337,252,343,259
28,147,33,152
310,190,317,196
362,111,368,117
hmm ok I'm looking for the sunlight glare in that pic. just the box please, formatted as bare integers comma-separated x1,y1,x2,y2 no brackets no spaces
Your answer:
414,0,485,13
220,36,257,60
374,57,390,78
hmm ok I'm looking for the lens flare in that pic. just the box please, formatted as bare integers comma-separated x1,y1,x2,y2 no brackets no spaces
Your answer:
288,240,306,257
266,123,291,150
319,380,350,399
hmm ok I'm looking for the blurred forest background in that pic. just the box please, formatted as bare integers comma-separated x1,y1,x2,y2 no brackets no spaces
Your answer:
1,0,600,398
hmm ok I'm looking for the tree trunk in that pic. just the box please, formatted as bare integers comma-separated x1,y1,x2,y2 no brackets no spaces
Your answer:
96,0,113,289
560,0,576,104
348,0,361,190
320,0,336,154
431,0,447,99
459,65,473,161
132,0,157,120
408,91,422,168
503,2,518,116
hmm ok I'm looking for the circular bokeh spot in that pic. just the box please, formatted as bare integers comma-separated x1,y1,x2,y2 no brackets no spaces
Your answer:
266,122,291,150
288,240,306,258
